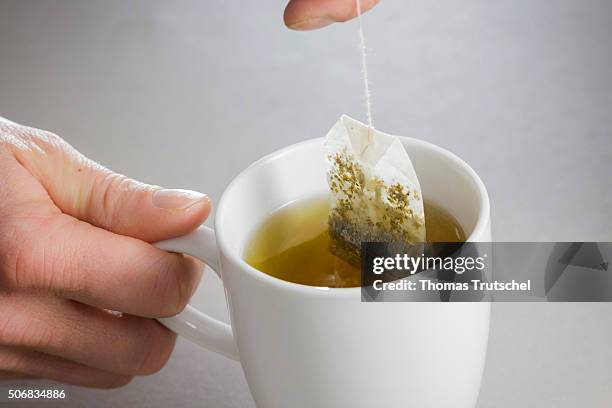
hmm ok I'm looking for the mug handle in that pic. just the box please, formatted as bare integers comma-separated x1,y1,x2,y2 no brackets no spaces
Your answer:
154,226,239,361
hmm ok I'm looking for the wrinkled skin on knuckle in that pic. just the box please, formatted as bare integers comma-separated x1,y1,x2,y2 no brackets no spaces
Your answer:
0,218,46,292
0,211,68,297
2,215,77,296
0,304,53,351
89,171,150,231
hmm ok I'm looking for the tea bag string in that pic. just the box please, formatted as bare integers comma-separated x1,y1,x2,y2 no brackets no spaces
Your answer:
355,0,374,145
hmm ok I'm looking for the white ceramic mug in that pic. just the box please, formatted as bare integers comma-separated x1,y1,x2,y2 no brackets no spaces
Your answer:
155,137,491,408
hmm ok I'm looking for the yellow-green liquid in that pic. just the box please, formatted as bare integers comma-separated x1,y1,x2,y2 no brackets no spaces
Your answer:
244,196,466,288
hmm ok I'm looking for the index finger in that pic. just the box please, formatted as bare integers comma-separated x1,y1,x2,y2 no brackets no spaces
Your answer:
2,213,202,318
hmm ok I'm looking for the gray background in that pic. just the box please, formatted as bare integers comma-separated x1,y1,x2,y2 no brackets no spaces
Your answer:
1,0,611,406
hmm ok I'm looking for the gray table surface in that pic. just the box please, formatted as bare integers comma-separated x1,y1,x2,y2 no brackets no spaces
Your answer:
1,0,611,407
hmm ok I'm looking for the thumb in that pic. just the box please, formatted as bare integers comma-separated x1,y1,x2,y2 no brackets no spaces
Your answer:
2,118,210,242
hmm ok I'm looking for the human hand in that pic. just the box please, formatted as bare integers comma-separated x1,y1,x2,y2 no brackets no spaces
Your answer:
284,0,379,30
0,117,210,387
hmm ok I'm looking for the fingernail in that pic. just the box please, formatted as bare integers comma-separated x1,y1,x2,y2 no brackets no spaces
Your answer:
152,189,209,210
288,17,335,30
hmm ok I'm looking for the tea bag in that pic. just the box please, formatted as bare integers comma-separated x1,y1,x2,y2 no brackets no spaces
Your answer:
325,115,426,264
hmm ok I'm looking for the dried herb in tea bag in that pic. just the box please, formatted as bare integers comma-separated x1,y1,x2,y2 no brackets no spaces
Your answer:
325,115,426,264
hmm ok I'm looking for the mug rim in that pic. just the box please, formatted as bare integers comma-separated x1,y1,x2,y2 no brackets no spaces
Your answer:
215,137,490,296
